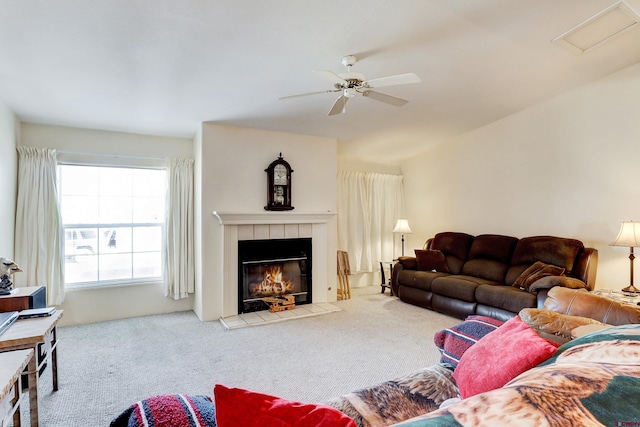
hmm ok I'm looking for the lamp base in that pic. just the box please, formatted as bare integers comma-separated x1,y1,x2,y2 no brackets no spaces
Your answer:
621,284,640,294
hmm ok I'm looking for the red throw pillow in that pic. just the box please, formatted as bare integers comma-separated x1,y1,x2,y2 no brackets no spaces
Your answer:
414,249,449,272
213,384,357,427
452,316,558,399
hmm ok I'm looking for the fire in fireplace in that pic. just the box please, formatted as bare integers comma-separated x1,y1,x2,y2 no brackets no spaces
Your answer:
238,238,312,313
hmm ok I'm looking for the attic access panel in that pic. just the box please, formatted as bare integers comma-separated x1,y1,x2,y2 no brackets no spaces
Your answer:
552,1,640,55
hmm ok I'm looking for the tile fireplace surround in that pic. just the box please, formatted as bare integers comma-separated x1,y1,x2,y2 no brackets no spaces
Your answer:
212,211,337,318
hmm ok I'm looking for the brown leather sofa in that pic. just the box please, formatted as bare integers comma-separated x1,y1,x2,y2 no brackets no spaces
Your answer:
520,286,640,342
390,232,598,321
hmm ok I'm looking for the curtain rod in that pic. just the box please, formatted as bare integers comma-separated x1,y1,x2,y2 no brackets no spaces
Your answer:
55,149,166,161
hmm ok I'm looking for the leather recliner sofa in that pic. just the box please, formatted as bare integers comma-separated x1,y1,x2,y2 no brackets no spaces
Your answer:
390,232,598,321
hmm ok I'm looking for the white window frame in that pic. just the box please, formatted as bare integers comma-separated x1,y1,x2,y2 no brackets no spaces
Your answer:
57,157,167,289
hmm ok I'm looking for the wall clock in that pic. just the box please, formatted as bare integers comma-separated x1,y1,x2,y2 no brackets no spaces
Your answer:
265,153,294,211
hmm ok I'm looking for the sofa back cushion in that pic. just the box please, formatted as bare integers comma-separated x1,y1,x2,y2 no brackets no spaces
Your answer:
430,232,474,275
506,236,584,285
461,234,518,282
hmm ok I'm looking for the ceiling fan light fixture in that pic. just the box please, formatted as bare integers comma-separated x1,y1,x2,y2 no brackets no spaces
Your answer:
281,55,419,115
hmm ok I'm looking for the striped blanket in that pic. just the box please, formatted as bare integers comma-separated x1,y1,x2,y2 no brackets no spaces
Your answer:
110,394,216,427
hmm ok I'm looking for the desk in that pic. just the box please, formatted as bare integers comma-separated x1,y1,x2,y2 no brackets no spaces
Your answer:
0,349,33,427
379,261,395,295
0,310,63,427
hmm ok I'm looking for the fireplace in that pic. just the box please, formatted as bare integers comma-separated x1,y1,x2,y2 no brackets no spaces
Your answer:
238,238,312,313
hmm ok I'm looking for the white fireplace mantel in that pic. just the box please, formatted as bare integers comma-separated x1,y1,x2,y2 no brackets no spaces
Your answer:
212,211,336,225
213,210,336,317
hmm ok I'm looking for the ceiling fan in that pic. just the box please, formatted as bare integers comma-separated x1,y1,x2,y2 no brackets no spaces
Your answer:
279,55,421,116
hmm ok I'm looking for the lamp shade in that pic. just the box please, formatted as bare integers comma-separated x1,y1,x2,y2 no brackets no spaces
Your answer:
393,219,412,234
610,221,640,247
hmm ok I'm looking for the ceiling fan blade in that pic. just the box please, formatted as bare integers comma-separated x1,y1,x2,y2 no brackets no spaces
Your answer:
364,73,421,89
363,90,408,106
313,70,348,86
279,90,338,100
328,95,348,116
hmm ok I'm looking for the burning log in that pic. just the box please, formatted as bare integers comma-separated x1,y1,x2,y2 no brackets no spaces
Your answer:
263,295,296,313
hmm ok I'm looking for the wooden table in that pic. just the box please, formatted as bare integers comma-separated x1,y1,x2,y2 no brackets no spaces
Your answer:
0,349,33,427
0,310,63,427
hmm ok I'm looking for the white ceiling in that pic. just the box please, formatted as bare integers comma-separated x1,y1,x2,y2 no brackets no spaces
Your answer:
2,0,640,164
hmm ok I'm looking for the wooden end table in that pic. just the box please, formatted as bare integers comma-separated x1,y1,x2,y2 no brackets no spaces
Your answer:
0,349,33,427
0,310,63,427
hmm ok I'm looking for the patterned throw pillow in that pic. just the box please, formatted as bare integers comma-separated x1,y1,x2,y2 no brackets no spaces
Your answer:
433,315,504,368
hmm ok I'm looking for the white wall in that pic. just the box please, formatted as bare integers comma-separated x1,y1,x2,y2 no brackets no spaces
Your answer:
0,101,18,258
401,62,640,291
19,123,194,325
195,123,338,321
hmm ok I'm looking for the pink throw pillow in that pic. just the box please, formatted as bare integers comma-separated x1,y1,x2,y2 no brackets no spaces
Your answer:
213,384,357,427
453,316,558,399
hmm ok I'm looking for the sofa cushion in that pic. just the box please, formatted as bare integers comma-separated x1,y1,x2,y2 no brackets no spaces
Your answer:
452,316,558,399
461,259,508,283
457,235,517,283
468,234,518,264
475,284,537,313
512,261,565,292
213,384,357,427
506,236,583,285
433,315,504,368
432,275,497,303
430,232,474,275
414,249,449,273
397,270,448,292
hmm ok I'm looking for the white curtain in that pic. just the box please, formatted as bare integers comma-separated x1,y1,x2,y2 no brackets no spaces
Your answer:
337,171,405,273
15,147,65,305
164,158,195,300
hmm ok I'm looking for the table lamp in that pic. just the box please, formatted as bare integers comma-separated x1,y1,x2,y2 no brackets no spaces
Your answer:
610,220,640,294
393,219,412,256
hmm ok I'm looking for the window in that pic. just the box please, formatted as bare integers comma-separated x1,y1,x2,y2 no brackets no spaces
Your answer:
58,165,166,287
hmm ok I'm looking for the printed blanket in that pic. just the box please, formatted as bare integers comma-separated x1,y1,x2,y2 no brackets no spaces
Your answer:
393,324,640,427
325,364,458,427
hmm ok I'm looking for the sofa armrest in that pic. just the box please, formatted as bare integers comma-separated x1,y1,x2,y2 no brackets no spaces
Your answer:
519,308,607,341
396,256,417,270
544,286,640,325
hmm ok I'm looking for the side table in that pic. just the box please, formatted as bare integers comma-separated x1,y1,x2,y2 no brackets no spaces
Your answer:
379,261,395,295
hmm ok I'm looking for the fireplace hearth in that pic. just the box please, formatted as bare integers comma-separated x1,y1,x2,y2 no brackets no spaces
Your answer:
238,238,312,313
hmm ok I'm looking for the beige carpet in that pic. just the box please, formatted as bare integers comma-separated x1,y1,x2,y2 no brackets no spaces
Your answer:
28,286,459,426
